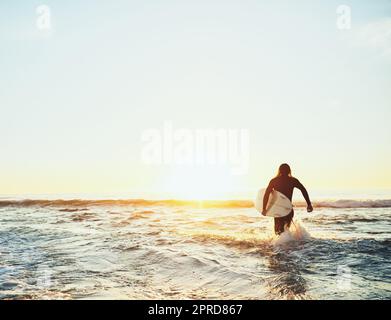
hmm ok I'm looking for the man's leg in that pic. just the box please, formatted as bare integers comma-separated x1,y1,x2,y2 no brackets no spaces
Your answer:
274,210,294,235
284,210,294,229
274,217,285,235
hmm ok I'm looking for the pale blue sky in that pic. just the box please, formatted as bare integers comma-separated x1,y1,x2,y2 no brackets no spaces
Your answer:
1,0,390,197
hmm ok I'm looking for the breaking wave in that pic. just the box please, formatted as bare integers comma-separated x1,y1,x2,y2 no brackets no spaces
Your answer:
0,198,390,209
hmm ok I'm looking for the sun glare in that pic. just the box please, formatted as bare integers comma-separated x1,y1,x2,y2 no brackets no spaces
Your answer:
159,165,236,200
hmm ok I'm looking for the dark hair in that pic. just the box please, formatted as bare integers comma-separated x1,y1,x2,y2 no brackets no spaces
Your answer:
276,163,292,177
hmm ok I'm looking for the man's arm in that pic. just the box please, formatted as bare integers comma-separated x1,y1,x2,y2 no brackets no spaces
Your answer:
262,180,274,215
295,179,313,212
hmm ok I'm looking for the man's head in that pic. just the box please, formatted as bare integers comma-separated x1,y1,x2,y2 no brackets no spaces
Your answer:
277,163,291,177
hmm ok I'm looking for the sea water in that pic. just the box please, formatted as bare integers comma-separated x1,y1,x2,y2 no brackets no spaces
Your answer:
0,198,390,299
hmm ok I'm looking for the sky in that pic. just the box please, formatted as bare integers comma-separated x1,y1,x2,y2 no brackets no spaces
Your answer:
0,0,391,199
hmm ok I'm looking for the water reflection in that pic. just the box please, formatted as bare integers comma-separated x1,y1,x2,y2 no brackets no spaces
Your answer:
266,248,308,299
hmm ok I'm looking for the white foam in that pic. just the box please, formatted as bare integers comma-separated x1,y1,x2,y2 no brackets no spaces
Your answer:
272,219,311,246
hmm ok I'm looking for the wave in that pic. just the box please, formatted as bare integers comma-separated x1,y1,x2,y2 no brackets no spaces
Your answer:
0,198,256,209
311,199,391,208
0,198,390,209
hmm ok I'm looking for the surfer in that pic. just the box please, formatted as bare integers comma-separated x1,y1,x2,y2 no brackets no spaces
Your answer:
262,163,313,235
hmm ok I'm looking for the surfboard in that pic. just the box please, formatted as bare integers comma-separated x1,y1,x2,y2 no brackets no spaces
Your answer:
254,189,293,217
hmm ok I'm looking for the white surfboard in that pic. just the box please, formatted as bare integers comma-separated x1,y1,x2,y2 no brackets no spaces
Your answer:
254,189,293,217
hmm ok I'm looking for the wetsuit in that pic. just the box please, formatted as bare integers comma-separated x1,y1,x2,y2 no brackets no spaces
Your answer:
263,175,311,235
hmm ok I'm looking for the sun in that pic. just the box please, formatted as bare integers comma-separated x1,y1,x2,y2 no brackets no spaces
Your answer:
159,165,236,200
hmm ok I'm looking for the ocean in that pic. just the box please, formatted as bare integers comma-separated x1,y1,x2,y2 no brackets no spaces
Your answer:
0,198,390,299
